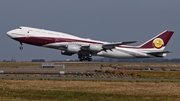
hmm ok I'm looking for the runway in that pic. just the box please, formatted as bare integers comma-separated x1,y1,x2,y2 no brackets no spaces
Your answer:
1,62,180,82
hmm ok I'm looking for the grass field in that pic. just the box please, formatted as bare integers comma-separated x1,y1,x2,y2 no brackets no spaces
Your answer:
137,71,180,79
1,80,180,101
1,62,180,100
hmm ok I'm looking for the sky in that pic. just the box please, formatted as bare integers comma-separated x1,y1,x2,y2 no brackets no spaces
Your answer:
0,1,179,61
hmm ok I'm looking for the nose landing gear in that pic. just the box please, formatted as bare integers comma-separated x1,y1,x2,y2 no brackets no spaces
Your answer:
19,42,23,50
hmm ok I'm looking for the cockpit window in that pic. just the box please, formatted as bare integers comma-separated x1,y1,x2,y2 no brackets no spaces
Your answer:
18,27,22,29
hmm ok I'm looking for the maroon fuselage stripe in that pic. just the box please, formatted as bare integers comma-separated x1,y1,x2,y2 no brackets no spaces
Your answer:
13,37,101,46
13,37,140,48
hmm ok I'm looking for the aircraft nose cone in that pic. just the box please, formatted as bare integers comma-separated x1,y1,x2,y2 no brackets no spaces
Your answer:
6,31,12,37
6,31,11,36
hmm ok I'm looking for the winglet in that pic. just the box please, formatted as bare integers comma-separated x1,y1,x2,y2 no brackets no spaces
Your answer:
139,30,174,49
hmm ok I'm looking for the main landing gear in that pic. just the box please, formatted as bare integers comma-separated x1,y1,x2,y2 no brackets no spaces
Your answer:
19,42,23,50
78,54,92,62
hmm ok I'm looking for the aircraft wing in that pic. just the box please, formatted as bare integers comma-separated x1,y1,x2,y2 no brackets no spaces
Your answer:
102,41,137,49
45,45,67,50
81,41,137,50
80,41,137,51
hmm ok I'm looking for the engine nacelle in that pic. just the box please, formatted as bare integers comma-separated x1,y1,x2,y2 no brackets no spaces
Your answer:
61,50,74,56
61,45,81,56
89,44,103,52
66,45,81,53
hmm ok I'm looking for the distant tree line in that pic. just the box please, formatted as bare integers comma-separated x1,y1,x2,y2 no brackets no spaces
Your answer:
1,58,180,62
92,58,180,62
31,59,45,62
49,58,180,62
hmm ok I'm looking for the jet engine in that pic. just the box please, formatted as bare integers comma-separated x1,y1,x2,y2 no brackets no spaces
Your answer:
88,44,103,52
61,45,81,56
61,50,74,56
66,45,81,53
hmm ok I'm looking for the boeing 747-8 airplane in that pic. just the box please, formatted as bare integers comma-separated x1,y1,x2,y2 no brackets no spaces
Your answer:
7,27,173,61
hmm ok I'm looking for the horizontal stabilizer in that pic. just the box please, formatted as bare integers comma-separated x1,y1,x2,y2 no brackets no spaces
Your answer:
147,51,171,57
147,51,171,55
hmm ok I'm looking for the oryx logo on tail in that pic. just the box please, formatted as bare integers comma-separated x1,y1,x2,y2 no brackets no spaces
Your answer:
153,38,164,49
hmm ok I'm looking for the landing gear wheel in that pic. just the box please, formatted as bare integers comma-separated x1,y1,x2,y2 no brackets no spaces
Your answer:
79,57,84,61
19,46,23,50
88,58,92,61
78,54,92,61
79,58,83,61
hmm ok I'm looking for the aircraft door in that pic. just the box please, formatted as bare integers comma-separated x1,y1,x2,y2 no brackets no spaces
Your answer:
26,31,30,38
55,38,59,43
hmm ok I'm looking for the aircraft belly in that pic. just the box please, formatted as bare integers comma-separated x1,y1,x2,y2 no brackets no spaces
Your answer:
97,49,134,59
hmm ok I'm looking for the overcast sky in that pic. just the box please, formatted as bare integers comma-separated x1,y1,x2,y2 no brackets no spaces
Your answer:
0,1,179,61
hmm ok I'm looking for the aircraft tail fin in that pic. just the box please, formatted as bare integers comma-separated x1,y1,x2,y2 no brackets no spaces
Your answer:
139,30,174,50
